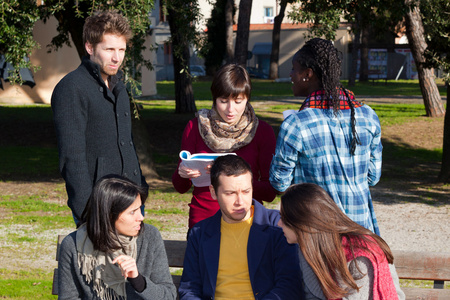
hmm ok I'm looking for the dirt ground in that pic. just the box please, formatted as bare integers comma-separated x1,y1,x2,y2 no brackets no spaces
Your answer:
0,98,449,273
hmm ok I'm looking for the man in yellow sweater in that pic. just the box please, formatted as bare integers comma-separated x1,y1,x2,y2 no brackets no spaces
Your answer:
179,155,304,299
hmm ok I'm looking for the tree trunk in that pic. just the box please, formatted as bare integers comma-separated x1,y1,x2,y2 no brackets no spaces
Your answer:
438,84,450,182
167,6,197,113
51,0,89,59
269,0,287,79
234,0,252,66
348,16,361,87
359,26,369,82
225,0,235,63
132,116,159,180
404,3,445,117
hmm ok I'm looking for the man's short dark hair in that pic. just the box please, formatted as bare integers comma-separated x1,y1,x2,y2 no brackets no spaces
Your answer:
210,155,252,192
83,10,133,47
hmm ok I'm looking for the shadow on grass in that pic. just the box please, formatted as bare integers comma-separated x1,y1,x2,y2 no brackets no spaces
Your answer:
372,139,448,206
1,105,447,207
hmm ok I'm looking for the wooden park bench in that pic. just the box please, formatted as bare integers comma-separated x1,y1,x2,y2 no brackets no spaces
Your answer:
52,236,450,299
368,69,387,85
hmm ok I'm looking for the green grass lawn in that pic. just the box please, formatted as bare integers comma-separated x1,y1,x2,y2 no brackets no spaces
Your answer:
153,78,447,100
0,270,55,299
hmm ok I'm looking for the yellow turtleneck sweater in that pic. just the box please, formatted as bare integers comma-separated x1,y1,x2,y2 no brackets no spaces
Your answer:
215,206,255,300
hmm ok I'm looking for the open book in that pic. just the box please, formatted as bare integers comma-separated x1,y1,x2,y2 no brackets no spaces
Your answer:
179,151,236,187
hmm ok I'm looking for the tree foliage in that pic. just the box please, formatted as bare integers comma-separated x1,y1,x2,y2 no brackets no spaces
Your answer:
288,0,405,41
0,0,41,84
0,0,154,94
288,0,405,84
420,0,450,82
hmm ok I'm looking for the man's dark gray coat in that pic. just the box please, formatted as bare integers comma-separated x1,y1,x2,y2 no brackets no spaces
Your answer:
51,57,147,220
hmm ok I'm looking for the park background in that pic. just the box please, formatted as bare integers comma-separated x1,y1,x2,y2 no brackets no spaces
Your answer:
1,0,449,298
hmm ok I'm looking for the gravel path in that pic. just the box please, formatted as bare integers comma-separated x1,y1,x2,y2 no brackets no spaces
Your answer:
262,198,449,254
374,201,449,253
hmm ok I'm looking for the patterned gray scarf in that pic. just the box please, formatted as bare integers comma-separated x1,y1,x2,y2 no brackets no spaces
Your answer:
197,102,259,152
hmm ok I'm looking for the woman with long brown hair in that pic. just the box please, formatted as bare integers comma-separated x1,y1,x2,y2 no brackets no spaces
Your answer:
278,183,404,300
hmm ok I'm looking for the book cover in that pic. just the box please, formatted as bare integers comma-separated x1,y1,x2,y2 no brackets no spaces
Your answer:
179,151,236,187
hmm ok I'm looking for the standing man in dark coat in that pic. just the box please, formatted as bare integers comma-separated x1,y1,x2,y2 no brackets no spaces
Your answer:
51,10,148,225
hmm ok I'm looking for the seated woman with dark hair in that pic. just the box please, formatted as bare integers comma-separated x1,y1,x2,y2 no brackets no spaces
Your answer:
278,183,404,300
58,175,177,300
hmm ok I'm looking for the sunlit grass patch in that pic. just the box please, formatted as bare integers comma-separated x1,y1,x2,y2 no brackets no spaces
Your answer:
0,214,73,229
0,279,56,299
370,104,428,126
0,195,67,213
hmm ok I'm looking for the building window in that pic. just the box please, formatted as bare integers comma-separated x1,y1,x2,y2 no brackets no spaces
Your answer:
264,7,274,23
264,7,274,17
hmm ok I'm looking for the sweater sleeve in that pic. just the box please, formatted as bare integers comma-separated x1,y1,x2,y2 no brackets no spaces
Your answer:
251,121,277,203
344,256,373,300
51,79,93,220
389,264,405,300
172,119,197,194
58,233,83,300
131,224,177,299
178,228,205,299
367,108,382,187
269,115,301,193
259,228,304,299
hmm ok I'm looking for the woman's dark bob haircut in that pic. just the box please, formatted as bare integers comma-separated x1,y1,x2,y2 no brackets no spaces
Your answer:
210,64,252,105
82,174,148,253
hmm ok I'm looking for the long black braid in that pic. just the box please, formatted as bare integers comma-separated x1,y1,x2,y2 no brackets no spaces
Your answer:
295,38,361,155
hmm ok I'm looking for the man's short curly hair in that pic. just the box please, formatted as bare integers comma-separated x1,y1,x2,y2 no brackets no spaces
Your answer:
83,10,132,47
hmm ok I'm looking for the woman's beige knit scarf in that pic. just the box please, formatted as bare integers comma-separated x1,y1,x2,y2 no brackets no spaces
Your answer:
76,224,137,300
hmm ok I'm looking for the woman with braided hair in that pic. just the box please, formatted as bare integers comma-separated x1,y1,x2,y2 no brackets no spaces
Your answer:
270,38,383,235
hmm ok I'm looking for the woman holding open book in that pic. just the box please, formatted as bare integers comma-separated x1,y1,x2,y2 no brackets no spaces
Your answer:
172,64,276,229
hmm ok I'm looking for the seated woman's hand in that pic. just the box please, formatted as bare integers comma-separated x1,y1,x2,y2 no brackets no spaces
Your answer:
178,163,202,179
113,255,139,279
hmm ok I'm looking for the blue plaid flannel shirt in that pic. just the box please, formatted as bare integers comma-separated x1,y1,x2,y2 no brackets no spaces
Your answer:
270,105,382,235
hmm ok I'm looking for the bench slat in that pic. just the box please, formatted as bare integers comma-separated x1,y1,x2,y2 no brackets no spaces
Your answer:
393,250,450,281
52,268,58,295
56,234,65,261
402,287,450,300
164,240,187,268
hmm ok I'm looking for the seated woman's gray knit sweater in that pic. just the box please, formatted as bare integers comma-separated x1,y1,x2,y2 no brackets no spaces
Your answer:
58,223,177,300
